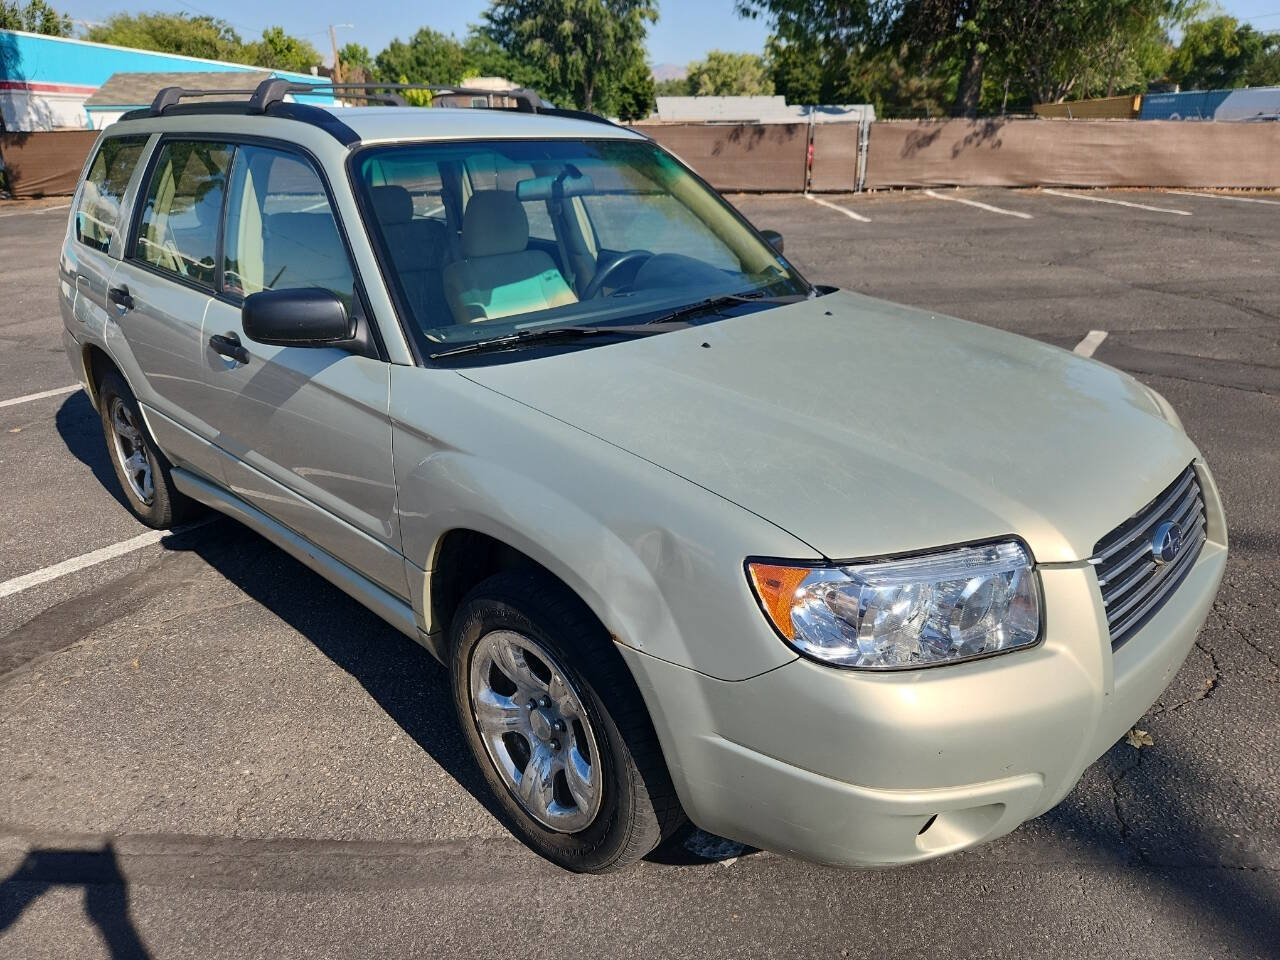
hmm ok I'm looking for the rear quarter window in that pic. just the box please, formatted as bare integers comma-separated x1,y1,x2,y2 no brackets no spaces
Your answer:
74,135,148,254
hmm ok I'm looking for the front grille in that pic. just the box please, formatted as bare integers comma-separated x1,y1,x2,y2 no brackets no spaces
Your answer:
1090,464,1206,649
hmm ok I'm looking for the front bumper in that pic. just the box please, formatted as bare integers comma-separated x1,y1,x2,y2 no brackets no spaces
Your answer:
621,468,1228,868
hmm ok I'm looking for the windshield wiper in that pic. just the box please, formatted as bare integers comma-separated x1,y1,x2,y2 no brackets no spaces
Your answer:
428,290,812,359
642,290,812,326
428,322,686,360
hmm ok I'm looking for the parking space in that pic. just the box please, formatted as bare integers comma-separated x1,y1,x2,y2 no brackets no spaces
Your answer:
1,189,1278,959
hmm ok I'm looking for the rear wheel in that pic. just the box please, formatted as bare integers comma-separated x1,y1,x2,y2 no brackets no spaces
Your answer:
450,571,684,872
97,368,199,529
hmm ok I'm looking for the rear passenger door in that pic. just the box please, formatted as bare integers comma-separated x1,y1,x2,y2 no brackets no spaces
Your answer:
66,134,148,336
199,143,405,599
109,138,233,479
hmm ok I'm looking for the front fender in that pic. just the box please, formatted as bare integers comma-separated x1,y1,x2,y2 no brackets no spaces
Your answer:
390,369,816,681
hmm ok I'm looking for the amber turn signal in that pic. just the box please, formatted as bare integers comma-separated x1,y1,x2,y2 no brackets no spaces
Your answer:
746,562,811,640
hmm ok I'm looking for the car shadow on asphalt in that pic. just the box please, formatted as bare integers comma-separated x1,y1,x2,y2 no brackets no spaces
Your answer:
173,521,742,867
1035,741,1280,957
54,391,132,513
177,523,520,832
50,389,729,866
0,845,151,958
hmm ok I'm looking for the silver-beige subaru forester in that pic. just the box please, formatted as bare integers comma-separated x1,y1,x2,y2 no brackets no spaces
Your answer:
59,80,1226,873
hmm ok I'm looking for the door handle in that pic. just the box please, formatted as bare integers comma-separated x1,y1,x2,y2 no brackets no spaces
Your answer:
209,332,250,365
107,285,134,311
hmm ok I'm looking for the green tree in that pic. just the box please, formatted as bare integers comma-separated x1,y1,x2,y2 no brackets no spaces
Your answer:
613,54,655,119
1,0,71,36
248,26,321,73
653,76,689,97
765,36,824,105
85,12,247,62
685,50,774,96
739,0,1194,114
337,43,372,83
1247,46,1280,87
483,0,658,112
460,30,523,81
1168,15,1273,90
397,74,435,106
339,43,373,72
980,0,1191,105
375,27,466,85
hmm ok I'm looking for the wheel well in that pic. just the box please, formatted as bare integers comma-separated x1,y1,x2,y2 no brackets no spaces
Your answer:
429,530,566,635
82,344,118,407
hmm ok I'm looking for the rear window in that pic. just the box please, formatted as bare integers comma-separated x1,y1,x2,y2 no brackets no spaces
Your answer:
74,135,148,254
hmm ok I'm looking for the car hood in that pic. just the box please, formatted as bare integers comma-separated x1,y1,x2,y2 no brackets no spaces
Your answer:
461,290,1198,563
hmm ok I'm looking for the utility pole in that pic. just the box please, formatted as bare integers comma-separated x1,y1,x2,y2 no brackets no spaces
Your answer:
329,24,344,85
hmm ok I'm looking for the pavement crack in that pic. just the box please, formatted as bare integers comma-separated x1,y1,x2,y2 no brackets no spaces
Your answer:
1168,640,1223,711
1215,600,1280,681
1106,748,1147,863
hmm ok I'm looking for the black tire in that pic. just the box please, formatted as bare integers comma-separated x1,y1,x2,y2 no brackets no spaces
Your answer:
450,570,685,872
97,368,200,529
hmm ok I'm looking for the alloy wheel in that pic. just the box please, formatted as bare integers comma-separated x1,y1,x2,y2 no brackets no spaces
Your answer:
468,629,604,833
108,397,154,506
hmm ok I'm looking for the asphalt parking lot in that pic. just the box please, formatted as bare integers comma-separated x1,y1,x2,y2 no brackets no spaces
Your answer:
2,187,1278,959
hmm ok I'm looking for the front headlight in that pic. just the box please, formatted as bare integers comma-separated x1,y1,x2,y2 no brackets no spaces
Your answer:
747,541,1041,670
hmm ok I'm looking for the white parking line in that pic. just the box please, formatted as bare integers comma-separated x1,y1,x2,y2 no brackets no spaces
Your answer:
923,189,1032,219
805,194,871,223
1042,189,1191,216
1165,190,1280,207
0,518,215,600
0,203,71,220
1073,330,1108,357
0,385,81,409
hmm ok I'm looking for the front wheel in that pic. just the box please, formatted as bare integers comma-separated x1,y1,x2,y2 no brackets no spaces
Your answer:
450,571,684,872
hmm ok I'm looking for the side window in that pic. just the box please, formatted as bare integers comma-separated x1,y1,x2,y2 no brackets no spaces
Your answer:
522,199,556,242
134,140,233,287
222,145,355,309
74,135,147,254
581,193,738,269
362,154,447,223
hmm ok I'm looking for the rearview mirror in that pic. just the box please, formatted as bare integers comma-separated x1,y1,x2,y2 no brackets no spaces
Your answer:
242,288,353,347
516,171,595,202
760,229,784,254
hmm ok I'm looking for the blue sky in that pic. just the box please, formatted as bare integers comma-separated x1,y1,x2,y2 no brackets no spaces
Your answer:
61,0,1280,69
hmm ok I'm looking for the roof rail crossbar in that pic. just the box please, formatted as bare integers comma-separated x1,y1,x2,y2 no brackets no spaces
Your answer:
130,80,623,141
247,80,547,114
150,85,263,114
247,78,406,112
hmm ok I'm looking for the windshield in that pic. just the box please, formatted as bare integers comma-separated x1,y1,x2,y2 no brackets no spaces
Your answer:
353,138,808,358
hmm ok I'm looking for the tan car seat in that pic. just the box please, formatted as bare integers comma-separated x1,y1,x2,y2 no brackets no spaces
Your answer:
442,190,577,323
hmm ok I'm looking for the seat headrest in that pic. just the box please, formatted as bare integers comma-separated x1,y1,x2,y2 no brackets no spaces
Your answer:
462,190,528,259
371,185,414,225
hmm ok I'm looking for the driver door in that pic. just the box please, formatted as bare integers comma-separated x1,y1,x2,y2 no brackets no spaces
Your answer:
197,142,406,598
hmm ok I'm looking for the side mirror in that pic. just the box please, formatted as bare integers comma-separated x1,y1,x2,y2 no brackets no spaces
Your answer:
242,288,353,347
760,229,784,254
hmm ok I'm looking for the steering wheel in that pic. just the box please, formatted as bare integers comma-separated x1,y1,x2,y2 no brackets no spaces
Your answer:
581,250,652,300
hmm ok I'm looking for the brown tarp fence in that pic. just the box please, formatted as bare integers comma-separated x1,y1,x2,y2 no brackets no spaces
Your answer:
1,130,98,198
808,124,861,192
635,122,809,192
865,119,1280,189
7,120,1280,199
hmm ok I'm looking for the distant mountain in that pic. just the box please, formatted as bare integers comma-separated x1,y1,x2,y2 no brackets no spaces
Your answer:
651,62,687,81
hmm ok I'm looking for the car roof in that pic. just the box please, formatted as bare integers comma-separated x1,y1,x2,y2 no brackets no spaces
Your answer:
109,102,645,147
332,106,644,144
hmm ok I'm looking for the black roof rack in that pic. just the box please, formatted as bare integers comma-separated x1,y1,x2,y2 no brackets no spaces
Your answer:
125,78,624,145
